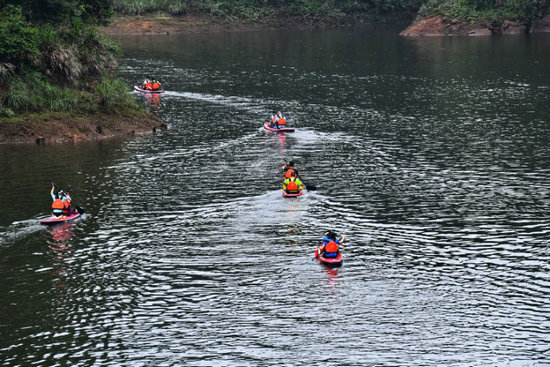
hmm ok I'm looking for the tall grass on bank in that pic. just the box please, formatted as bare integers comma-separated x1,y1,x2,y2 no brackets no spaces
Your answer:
0,3,139,117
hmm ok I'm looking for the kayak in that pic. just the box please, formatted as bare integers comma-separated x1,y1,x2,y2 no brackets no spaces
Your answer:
263,122,295,132
314,248,343,267
283,189,303,198
40,212,81,225
134,86,165,94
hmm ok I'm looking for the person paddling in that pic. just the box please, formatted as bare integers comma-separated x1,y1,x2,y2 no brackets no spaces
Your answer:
282,161,300,179
151,79,161,91
50,186,72,217
276,111,287,128
142,76,151,88
317,230,345,258
267,111,278,128
283,170,303,194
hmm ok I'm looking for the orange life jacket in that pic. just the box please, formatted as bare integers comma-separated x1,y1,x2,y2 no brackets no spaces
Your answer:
271,115,277,123
287,181,298,191
152,82,160,90
284,168,295,179
325,241,338,253
145,82,153,90
52,199,64,210
278,117,286,125
62,200,71,214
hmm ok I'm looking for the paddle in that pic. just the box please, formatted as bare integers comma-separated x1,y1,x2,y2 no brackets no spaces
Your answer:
66,186,85,214
302,180,316,191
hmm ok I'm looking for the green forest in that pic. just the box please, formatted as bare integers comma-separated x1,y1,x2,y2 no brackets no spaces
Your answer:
112,0,548,23
0,0,548,118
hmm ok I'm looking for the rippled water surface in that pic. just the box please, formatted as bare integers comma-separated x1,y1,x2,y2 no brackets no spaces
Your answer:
1,27,549,366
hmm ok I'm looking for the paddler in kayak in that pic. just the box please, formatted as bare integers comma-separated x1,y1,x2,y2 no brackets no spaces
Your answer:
282,170,303,194
317,231,345,259
268,111,287,129
50,186,72,217
142,76,151,88
282,161,300,179
275,111,287,129
151,78,162,91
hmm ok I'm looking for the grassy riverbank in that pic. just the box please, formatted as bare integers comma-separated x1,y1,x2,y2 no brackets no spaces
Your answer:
0,1,162,144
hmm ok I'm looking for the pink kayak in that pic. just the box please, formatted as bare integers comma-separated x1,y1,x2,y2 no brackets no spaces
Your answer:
283,189,303,197
263,122,295,132
40,212,81,225
134,86,165,94
314,248,343,267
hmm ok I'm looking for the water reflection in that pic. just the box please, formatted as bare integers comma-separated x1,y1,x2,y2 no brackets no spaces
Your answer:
144,92,161,112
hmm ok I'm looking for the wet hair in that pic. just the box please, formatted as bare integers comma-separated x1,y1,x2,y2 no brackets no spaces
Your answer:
288,161,294,166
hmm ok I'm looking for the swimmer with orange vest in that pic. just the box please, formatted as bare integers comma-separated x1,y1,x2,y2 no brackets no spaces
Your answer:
317,230,345,259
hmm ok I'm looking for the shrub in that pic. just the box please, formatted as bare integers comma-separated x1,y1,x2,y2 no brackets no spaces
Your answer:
0,5,40,64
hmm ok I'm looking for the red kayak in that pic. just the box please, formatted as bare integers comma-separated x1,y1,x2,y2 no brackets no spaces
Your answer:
283,189,303,197
314,248,343,267
40,212,81,225
134,86,165,94
263,122,295,132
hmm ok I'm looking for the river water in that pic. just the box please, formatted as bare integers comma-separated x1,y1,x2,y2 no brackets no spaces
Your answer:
1,27,549,366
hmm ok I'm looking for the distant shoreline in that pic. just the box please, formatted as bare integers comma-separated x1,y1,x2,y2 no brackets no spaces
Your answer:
101,13,550,37
100,14,380,36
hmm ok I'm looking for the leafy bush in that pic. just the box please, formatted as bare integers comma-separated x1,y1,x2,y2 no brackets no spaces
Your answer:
0,1,140,115
111,0,424,18
0,5,40,63
95,76,139,113
417,0,549,23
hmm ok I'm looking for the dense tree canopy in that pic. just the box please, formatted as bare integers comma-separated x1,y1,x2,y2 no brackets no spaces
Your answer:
0,0,113,25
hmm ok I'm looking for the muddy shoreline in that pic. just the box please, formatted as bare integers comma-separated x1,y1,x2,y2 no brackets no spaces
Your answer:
0,112,165,145
100,14,375,36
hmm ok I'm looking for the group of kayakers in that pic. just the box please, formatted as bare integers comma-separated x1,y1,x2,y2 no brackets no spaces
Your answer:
142,76,162,91
43,104,344,266
280,160,344,263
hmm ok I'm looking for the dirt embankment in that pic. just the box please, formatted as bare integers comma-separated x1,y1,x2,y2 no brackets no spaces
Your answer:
101,14,371,35
400,14,550,36
0,112,166,145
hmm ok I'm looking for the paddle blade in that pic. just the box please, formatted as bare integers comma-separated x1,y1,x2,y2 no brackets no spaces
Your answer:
305,181,316,191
